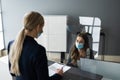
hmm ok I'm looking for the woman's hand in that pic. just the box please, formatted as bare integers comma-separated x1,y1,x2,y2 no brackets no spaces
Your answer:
55,68,63,76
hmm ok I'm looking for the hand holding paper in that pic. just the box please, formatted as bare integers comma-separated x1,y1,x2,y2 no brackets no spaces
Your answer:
56,68,63,76
48,63,71,76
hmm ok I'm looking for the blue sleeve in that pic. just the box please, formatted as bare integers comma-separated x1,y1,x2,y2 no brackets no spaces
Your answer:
7,40,14,54
7,40,16,76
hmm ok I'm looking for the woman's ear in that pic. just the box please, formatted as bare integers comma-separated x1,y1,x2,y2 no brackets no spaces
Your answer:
36,25,40,32
39,24,44,32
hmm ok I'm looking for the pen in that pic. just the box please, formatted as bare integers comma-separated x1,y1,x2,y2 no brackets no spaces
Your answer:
61,64,65,70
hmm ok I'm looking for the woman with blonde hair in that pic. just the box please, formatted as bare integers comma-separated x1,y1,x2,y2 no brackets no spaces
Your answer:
8,11,63,80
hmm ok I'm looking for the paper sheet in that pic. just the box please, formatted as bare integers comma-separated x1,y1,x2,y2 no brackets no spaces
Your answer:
48,63,71,76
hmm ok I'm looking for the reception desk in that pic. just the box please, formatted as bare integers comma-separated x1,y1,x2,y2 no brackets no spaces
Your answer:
48,61,103,80
0,56,103,80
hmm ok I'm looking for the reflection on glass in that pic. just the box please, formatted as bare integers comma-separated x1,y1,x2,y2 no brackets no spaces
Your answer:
79,16,101,58
94,18,101,26
79,17,94,25
0,32,4,50
92,27,101,42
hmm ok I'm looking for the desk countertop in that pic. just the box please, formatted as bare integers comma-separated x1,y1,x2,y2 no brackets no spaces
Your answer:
0,56,103,80
48,61,103,80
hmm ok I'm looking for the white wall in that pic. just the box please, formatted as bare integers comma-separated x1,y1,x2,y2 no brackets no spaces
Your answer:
36,15,67,52
1,0,120,55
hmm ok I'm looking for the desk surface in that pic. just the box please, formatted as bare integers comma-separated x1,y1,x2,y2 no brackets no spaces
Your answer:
0,56,103,80
48,61,103,80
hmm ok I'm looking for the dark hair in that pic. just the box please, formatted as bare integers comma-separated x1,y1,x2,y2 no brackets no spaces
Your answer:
76,32,89,50
69,32,90,63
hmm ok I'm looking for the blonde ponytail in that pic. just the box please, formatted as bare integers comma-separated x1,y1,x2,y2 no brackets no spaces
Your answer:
9,28,25,76
9,11,44,76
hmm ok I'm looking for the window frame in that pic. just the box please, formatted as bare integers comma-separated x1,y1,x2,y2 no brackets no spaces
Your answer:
0,1,5,50
79,16,101,57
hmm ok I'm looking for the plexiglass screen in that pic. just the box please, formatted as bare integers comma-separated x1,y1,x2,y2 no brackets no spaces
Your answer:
79,16,101,58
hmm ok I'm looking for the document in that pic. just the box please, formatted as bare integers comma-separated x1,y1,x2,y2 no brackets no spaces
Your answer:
48,63,71,76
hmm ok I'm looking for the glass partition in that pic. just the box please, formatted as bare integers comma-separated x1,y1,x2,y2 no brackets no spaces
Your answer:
79,16,101,58
80,58,120,80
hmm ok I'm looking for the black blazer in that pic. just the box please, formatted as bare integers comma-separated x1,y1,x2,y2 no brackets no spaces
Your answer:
8,36,62,80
